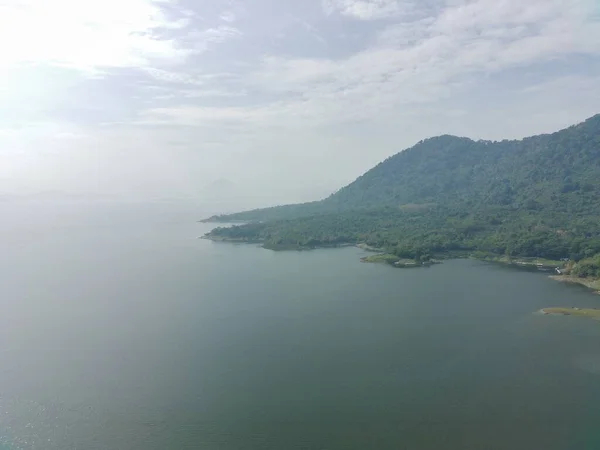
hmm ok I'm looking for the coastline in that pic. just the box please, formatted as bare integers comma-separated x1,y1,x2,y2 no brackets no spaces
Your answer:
474,256,600,294
199,235,263,244
202,234,432,265
199,218,249,224
549,275,600,294
472,254,563,271
201,234,354,250
202,231,600,293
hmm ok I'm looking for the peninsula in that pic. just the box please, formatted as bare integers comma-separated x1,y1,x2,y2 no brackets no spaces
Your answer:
539,308,600,320
203,115,600,284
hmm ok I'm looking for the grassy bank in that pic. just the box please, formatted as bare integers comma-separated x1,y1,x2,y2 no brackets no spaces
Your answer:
360,254,441,268
540,307,600,319
360,254,400,264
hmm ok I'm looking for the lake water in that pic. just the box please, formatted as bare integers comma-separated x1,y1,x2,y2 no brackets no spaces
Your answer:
1,202,600,449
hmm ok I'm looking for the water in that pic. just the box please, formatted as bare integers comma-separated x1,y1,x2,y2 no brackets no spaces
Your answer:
1,202,600,449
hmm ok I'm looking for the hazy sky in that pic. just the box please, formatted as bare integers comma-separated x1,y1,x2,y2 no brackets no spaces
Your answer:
1,0,600,206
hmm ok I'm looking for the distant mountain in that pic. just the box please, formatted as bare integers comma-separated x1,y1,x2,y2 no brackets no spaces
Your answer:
205,114,600,222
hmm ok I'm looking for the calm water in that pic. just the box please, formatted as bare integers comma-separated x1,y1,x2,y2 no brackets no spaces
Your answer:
1,202,600,449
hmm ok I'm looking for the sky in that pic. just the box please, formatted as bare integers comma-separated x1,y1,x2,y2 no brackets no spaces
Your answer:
1,0,600,207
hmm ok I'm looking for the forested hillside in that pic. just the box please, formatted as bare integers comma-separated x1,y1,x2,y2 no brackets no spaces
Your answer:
204,114,600,265
205,114,600,222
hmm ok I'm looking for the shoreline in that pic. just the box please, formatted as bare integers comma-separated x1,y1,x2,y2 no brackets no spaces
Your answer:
201,234,355,250
476,256,600,294
199,235,263,244
549,275,600,294
202,233,600,294
199,219,249,224
472,255,563,271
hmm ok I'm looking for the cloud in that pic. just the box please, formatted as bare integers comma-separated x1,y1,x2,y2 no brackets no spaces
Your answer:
220,11,237,23
202,25,243,43
136,104,271,128
292,18,328,45
104,0,600,136
122,0,600,203
1,0,600,203
137,0,596,134
236,0,600,124
142,68,208,85
0,0,182,72
323,0,413,20
0,0,241,74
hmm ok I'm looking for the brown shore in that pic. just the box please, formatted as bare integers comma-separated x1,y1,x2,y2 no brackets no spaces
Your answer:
549,275,600,294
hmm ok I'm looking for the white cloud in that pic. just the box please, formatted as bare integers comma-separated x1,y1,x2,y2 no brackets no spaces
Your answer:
323,0,411,20
132,0,600,160
142,65,241,86
143,68,207,85
220,11,237,23
2,0,600,203
242,0,600,122
203,25,242,43
137,105,264,125
0,0,194,73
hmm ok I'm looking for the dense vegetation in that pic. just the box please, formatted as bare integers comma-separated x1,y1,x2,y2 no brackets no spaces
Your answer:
571,254,600,278
205,114,600,275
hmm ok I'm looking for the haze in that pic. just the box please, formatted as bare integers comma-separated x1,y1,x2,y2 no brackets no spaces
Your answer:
2,0,600,208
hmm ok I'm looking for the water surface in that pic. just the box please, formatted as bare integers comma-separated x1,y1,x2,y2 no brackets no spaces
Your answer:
1,202,600,449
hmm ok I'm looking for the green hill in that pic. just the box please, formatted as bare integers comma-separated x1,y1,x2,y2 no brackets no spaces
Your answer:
205,115,600,221
204,114,600,262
